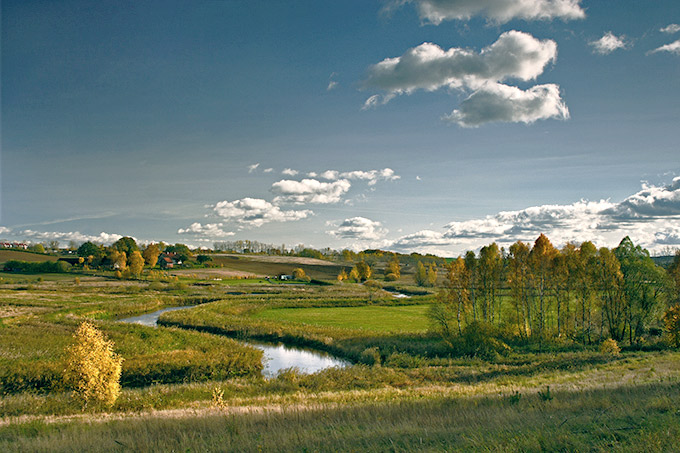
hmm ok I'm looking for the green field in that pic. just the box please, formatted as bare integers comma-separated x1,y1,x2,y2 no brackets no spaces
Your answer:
0,250,58,264
253,304,431,333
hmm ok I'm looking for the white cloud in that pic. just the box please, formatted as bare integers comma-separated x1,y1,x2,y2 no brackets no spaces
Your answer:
213,198,312,227
589,32,629,55
319,170,340,180
282,168,299,176
444,83,569,126
263,168,274,173
661,24,680,34
387,0,585,24
340,168,401,185
20,230,125,245
389,179,680,255
328,72,339,91
328,217,388,240
271,179,352,204
177,222,235,238
247,163,260,173
650,40,680,55
363,31,557,100
0,226,11,235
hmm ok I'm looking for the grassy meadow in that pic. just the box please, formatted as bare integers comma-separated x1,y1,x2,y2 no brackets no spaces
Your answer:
1,253,679,451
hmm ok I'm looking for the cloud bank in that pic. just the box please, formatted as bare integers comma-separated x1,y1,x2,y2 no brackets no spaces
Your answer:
389,178,680,255
177,222,235,238
20,230,125,245
650,40,680,55
389,0,585,25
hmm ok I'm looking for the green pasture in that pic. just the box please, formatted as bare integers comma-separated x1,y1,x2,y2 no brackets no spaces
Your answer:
253,304,431,333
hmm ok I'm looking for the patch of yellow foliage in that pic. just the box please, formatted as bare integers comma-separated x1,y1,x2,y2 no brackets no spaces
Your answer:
65,321,123,407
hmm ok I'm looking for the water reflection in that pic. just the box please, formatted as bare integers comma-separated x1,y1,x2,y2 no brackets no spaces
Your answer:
118,307,350,377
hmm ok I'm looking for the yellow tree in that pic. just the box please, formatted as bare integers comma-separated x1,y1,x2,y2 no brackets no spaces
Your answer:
142,243,161,267
446,257,470,334
128,251,144,277
65,322,123,407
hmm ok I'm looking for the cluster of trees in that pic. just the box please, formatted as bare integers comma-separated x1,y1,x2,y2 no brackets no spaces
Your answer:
75,237,195,278
414,261,438,287
337,261,373,283
433,235,677,346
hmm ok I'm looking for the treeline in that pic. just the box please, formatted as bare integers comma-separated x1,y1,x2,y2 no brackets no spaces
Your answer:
433,235,679,348
3,260,72,274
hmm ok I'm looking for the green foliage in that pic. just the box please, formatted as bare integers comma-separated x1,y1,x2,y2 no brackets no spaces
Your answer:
454,321,512,360
28,243,46,254
164,243,193,262
196,254,212,264
359,347,381,366
414,261,428,286
354,261,372,282
77,241,103,259
112,237,139,255
3,260,71,274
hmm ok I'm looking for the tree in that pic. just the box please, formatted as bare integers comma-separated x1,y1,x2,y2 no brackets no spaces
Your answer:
292,268,310,281
196,254,212,265
109,250,127,272
445,257,470,334
78,241,102,259
165,243,193,262
48,240,60,252
427,263,438,287
478,243,503,323
529,234,558,338
112,237,139,255
128,251,144,277
354,261,372,282
337,269,349,282
464,251,478,321
142,243,161,267
614,237,670,343
385,254,401,280
594,247,626,342
573,241,597,344
507,241,531,339
667,250,680,304
29,243,46,253
414,261,428,287
663,304,680,347
65,322,123,407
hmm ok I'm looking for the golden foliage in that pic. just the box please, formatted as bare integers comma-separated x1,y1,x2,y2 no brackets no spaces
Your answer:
599,338,621,355
663,304,680,347
65,322,123,407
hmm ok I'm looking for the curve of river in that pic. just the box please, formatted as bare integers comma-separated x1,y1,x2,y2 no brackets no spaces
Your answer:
119,307,350,378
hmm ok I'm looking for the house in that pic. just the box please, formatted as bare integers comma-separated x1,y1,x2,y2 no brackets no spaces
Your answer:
158,252,182,269
278,274,294,281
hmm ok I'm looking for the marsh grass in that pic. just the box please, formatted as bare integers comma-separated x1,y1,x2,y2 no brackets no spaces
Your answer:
1,381,678,452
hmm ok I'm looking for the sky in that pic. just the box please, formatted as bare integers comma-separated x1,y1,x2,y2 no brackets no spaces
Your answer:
1,0,679,256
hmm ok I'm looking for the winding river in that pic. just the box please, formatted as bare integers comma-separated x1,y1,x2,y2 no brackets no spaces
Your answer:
119,307,350,377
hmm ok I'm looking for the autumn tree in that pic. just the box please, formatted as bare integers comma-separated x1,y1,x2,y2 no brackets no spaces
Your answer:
427,263,438,287
385,254,401,281
478,243,503,324
529,234,558,338
128,251,144,278
507,241,531,339
594,247,626,342
65,322,123,407
142,243,161,267
464,251,478,321
354,261,372,282
663,304,680,347
112,236,139,255
445,257,470,334
414,261,428,287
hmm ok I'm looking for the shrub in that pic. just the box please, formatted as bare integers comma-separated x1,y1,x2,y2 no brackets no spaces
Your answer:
599,338,621,355
663,305,680,348
359,347,381,366
455,321,512,360
64,322,123,407
385,273,399,282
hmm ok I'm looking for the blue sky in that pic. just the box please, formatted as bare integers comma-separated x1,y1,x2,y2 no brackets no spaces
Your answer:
2,0,679,255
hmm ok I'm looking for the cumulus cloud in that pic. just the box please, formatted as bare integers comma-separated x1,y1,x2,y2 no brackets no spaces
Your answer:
389,179,680,255
20,230,125,245
340,168,401,185
650,40,680,55
328,217,388,240
247,163,260,173
387,0,585,25
661,24,680,34
213,198,312,227
0,226,11,235
271,179,352,204
444,83,569,126
282,168,299,176
363,31,557,99
590,32,629,55
177,222,235,238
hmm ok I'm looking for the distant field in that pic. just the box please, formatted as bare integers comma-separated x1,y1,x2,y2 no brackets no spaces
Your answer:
0,250,58,264
202,254,348,280
253,304,431,333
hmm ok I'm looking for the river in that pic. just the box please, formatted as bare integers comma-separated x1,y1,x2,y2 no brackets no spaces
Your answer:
118,306,350,377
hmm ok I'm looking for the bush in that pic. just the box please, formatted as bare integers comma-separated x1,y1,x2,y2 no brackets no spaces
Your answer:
64,322,123,407
359,347,381,366
454,321,512,360
2,260,71,274
663,305,680,348
599,338,621,355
